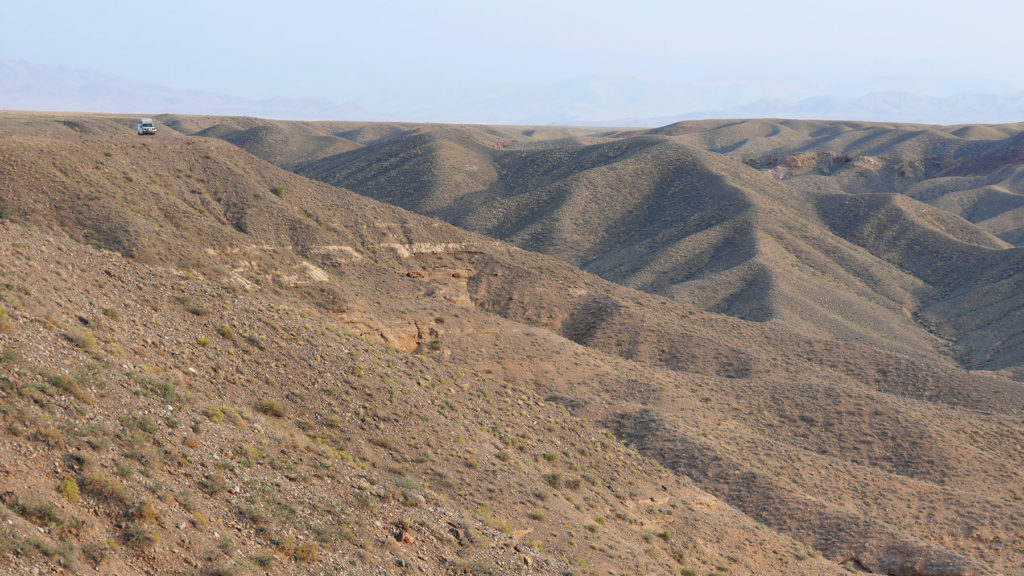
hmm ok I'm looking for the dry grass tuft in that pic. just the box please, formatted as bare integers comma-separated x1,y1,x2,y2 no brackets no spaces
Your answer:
65,328,98,353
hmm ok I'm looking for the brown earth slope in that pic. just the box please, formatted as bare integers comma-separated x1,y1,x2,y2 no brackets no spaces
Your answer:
265,126,946,357
1,112,1022,576
176,115,1024,375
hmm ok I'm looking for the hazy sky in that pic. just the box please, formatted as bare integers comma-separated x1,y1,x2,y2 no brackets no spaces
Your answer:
3,0,1023,121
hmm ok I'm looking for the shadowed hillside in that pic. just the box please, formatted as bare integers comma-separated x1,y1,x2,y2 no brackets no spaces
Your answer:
662,118,1024,247
287,129,947,358
169,115,1024,377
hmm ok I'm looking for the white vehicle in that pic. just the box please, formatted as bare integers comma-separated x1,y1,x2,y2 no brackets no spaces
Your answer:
136,118,156,135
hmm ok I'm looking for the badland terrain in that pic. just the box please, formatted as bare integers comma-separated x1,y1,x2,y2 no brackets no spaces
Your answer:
0,111,1022,575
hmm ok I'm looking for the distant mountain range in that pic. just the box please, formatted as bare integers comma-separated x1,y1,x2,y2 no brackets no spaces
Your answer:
0,59,376,120
583,91,1024,127
3,59,1023,125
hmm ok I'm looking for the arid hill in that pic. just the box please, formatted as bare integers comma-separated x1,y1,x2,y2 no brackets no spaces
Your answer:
171,114,1024,374
1,111,1022,576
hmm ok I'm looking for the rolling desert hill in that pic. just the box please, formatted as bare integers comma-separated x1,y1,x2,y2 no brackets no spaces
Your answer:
262,126,944,356
1,111,1023,576
0,112,849,576
172,114,1024,374
658,118,1024,245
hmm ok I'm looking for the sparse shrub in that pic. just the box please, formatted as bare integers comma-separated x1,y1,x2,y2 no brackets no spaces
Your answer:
198,473,227,496
476,505,513,535
463,560,497,575
81,472,130,506
204,407,226,424
430,340,442,351
115,461,134,478
122,522,159,549
130,499,159,524
401,491,425,507
0,347,20,363
338,524,360,546
258,399,284,417
270,185,285,197
133,415,158,434
496,450,511,462
205,564,242,576
527,510,546,521
356,492,372,508
280,537,318,562
102,307,121,321
135,374,179,401
237,444,264,465
370,437,393,450
58,476,81,503
44,539,77,567
542,473,561,488
81,539,116,568
311,523,342,544
252,550,276,567
0,305,12,333
9,498,63,528
217,535,234,554
238,504,269,528
219,325,234,340
35,427,67,448
396,476,419,490
223,406,245,425
84,424,110,452
49,374,93,404
65,328,98,354
570,556,592,571
197,336,210,346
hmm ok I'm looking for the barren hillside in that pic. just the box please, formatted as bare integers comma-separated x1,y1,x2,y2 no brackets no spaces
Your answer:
178,115,1024,374
1,112,1022,576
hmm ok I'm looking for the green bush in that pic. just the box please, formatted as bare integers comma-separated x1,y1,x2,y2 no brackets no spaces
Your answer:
58,477,81,503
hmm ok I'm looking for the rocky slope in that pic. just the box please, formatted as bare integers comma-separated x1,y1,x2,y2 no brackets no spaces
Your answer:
1,111,1022,575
